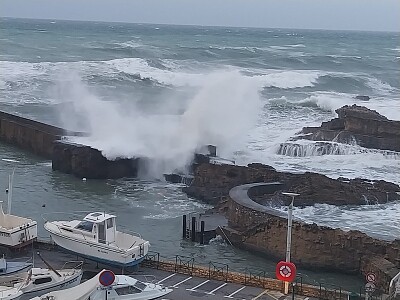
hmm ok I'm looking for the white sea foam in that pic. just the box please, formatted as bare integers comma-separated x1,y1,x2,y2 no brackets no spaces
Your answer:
115,40,143,49
300,91,400,121
55,69,262,177
254,70,320,89
285,44,306,48
364,76,395,94
299,92,354,113
282,201,400,241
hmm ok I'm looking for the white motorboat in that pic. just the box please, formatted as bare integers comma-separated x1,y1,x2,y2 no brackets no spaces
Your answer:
44,212,150,267
0,171,37,248
15,261,83,300
30,269,172,300
0,286,22,300
0,256,32,278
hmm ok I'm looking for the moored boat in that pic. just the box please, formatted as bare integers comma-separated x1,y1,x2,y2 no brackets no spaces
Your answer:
0,257,32,278
0,286,22,300
0,171,37,248
29,269,172,300
44,212,150,267
15,261,83,300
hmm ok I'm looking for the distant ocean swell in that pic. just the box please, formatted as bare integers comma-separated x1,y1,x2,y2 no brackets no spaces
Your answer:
0,58,396,98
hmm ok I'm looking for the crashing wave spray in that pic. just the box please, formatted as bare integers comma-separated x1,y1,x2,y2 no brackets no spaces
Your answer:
54,70,262,178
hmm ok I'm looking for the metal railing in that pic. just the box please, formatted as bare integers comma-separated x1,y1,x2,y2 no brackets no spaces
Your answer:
141,251,364,300
174,255,194,275
209,261,229,282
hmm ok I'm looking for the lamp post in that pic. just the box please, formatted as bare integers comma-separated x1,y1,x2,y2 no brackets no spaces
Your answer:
282,192,300,294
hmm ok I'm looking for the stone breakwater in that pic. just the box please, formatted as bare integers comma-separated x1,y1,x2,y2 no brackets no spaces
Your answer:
181,162,400,292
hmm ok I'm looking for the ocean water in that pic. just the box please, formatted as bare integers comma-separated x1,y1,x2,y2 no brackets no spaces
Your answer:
1,18,399,288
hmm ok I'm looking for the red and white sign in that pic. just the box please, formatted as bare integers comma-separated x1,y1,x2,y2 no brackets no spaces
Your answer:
366,272,376,283
276,261,297,282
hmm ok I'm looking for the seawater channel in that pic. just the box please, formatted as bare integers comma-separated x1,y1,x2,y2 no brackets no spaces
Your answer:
0,143,364,291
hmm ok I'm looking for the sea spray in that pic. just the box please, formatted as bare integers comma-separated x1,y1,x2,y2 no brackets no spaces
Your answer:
53,70,262,178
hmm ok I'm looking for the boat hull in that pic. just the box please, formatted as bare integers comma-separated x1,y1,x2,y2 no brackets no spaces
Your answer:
0,222,37,248
19,271,82,300
45,223,148,267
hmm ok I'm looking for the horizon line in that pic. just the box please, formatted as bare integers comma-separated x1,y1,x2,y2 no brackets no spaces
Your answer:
1,16,399,34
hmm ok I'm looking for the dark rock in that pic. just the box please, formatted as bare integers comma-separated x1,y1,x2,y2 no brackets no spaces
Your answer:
355,95,370,101
183,162,400,207
294,105,400,152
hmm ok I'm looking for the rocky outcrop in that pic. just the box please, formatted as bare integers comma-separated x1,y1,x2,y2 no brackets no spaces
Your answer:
181,161,400,290
295,105,400,152
183,162,400,206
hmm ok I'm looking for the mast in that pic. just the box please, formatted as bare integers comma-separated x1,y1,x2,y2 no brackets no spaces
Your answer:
7,168,15,215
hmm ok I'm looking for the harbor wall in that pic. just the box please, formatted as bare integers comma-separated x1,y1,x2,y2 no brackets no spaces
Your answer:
0,111,139,179
223,182,400,292
52,140,139,179
0,111,65,158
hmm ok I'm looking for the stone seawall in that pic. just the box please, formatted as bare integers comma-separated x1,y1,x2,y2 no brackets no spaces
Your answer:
52,140,139,179
0,111,70,158
223,182,400,292
0,111,139,179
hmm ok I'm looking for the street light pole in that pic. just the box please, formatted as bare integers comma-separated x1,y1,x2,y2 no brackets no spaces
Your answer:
282,192,300,294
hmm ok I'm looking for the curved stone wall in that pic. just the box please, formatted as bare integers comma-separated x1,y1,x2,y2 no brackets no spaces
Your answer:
224,182,400,292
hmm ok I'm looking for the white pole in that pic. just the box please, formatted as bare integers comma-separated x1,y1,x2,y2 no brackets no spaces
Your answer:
7,168,15,215
282,192,299,294
286,197,294,262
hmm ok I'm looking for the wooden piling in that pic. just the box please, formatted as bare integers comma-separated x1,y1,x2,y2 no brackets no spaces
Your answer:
200,221,205,244
191,216,196,242
182,215,187,239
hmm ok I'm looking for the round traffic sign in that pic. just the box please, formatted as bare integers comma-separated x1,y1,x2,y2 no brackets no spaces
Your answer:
276,261,297,282
365,282,376,293
99,270,116,286
366,272,376,283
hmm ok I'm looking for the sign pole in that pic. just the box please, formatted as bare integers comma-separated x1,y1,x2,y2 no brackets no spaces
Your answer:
282,192,299,294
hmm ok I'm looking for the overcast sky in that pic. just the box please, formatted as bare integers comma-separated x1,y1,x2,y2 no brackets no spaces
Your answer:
1,0,399,32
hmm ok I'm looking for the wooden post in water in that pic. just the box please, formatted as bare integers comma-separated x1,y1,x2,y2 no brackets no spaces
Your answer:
182,215,187,239
200,221,205,245
191,216,196,242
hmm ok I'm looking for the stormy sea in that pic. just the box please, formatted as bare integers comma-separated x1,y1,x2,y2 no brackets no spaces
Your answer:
0,18,399,289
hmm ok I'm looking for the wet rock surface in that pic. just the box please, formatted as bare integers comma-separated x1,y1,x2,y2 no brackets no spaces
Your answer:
183,162,400,207
294,105,400,152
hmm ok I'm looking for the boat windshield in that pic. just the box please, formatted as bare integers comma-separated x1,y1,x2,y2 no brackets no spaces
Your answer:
115,286,142,295
133,281,147,291
75,220,94,232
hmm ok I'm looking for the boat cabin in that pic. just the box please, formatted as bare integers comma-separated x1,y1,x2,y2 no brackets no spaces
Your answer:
75,212,116,244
